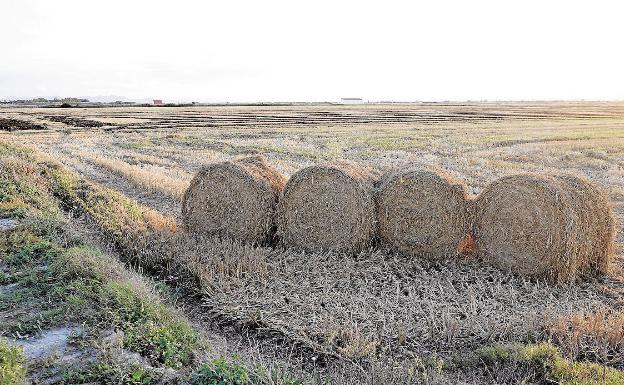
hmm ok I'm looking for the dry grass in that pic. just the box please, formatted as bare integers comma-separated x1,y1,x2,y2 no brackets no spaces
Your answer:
79,152,191,200
550,308,624,367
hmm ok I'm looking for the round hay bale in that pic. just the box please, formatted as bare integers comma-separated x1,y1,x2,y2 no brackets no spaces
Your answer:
550,173,616,275
182,156,286,244
474,173,615,282
376,169,472,257
278,163,379,253
474,174,572,280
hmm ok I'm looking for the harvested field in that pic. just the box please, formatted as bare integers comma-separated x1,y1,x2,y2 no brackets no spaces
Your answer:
2,101,624,383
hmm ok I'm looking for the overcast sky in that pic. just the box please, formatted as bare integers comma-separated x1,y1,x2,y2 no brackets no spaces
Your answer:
2,0,623,102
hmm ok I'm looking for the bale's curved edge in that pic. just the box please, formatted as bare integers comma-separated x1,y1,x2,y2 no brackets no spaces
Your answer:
550,173,616,275
474,174,572,281
277,162,379,254
474,173,616,282
182,156,286,244
376,168,472,258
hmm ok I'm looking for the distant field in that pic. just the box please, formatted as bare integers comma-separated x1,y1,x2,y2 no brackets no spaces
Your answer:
3,103,624,223
2,102,624,383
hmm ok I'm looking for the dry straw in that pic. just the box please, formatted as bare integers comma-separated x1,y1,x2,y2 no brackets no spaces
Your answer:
182,156,286,244
550,173,615,274
376,168,472,258
474,173,615,282
278,162,379,253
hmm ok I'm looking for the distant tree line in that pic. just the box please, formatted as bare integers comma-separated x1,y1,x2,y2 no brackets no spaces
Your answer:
2,97,90,104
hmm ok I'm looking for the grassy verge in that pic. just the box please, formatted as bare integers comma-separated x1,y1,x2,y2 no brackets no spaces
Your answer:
471,342,624,384
0,145,198,381
0,141,299,384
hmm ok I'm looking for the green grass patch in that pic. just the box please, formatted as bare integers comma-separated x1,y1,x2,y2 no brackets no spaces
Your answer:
359,135,425,150
62,362,158,385
119,138,155,150
104,281,197,368
0,339,26,385
192,358,250,385
191,357,303,385
0,161,60,219
247,143,333,160
0,142,33,159
475,342,624,385
1,232,199,368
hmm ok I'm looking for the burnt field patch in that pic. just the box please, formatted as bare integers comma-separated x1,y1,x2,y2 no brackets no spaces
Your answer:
0,117,47,131
43,114,107,128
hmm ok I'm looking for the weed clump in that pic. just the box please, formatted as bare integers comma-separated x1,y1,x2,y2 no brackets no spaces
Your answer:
191,357,303,385
192,358,250,385
475,342,624,384
0,340,26,385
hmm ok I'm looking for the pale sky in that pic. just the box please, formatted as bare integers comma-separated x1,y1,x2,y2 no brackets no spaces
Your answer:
2,0,623,102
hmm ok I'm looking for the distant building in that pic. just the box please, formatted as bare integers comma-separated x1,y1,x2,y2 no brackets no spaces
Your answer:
153,99,163,105
340,98,364,105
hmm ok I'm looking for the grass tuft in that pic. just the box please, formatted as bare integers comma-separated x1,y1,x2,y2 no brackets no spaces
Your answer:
0,339,26,385
192,358,250,385
475,342,624,384
191,357,303,385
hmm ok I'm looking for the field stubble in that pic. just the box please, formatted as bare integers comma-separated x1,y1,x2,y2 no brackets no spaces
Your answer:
2,102,624,382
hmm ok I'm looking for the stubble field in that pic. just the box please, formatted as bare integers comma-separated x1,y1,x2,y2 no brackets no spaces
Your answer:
2,102,624,384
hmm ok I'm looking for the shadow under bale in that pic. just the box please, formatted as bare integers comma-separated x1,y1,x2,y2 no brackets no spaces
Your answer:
182,156,286,245
0,118,47,132
278,162,379,254
474,173,616,282
376,168,472,258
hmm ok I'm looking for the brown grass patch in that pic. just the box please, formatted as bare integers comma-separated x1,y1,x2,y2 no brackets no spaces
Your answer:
81,153,190,200
550,308,624,366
